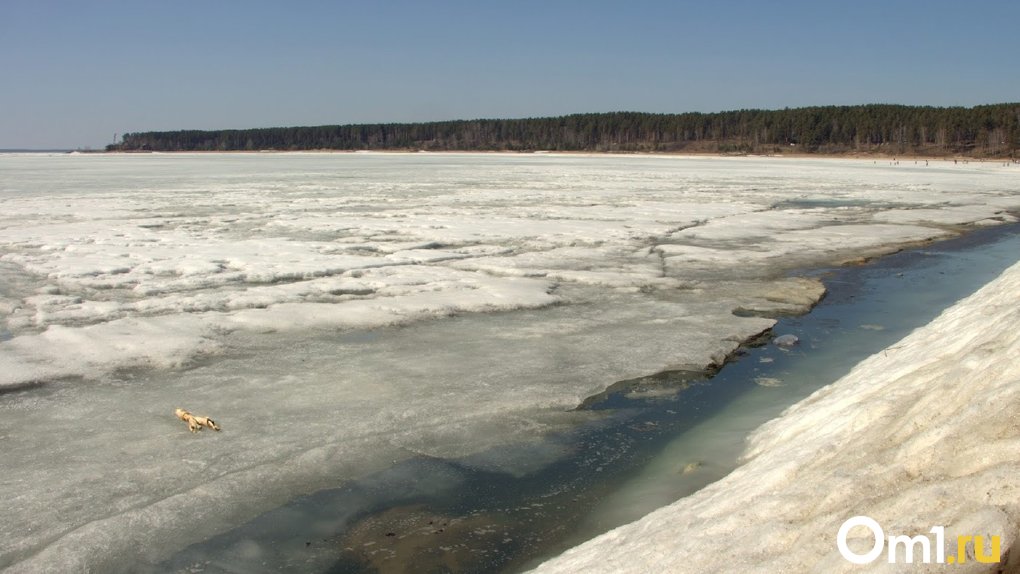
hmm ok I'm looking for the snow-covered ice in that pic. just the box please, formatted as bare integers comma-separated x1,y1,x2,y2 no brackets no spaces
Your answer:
1,153,1018,571
531,258,1020,574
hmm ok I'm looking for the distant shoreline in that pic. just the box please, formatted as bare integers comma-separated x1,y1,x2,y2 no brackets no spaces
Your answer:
106,105,1020,158
0,149,75,154
10,146,1015,164
91,148,1020,163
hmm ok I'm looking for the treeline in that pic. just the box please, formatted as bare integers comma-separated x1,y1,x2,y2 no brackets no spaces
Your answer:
110,104,1020,157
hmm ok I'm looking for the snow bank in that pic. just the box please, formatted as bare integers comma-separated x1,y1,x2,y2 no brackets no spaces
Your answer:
0,315,217,387
532,260,1020,573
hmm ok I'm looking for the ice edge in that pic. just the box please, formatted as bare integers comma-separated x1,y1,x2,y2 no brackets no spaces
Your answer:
532,260,1020,573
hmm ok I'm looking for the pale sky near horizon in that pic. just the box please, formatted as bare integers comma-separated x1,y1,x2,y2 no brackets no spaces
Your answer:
2,0,1018,149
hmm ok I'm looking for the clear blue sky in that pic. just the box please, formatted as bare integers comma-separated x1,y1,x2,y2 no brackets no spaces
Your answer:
2,0,1018,149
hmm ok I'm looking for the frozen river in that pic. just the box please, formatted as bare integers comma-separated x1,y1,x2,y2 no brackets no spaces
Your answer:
1,153,1017,572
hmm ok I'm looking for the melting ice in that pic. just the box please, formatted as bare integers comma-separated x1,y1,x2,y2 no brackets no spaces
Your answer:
0,152,1017,571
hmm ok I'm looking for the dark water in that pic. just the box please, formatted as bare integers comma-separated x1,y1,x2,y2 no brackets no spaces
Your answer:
160,223,1020,574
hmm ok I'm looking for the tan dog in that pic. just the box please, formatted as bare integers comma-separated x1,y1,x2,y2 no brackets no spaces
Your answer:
175,408,221,433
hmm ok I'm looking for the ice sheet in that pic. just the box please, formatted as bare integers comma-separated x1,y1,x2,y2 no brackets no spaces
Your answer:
1,153,1018,571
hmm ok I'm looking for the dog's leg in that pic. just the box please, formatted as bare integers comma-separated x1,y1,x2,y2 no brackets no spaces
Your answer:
193,415,220,431
175,408,205,433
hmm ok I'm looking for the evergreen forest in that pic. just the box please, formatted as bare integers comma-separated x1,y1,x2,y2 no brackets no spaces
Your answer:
109,104,1020,157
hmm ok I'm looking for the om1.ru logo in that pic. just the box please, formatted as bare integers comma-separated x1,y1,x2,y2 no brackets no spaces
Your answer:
837,516,1001,565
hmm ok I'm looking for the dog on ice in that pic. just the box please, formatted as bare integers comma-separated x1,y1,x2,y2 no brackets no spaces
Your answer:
175,408,220,433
